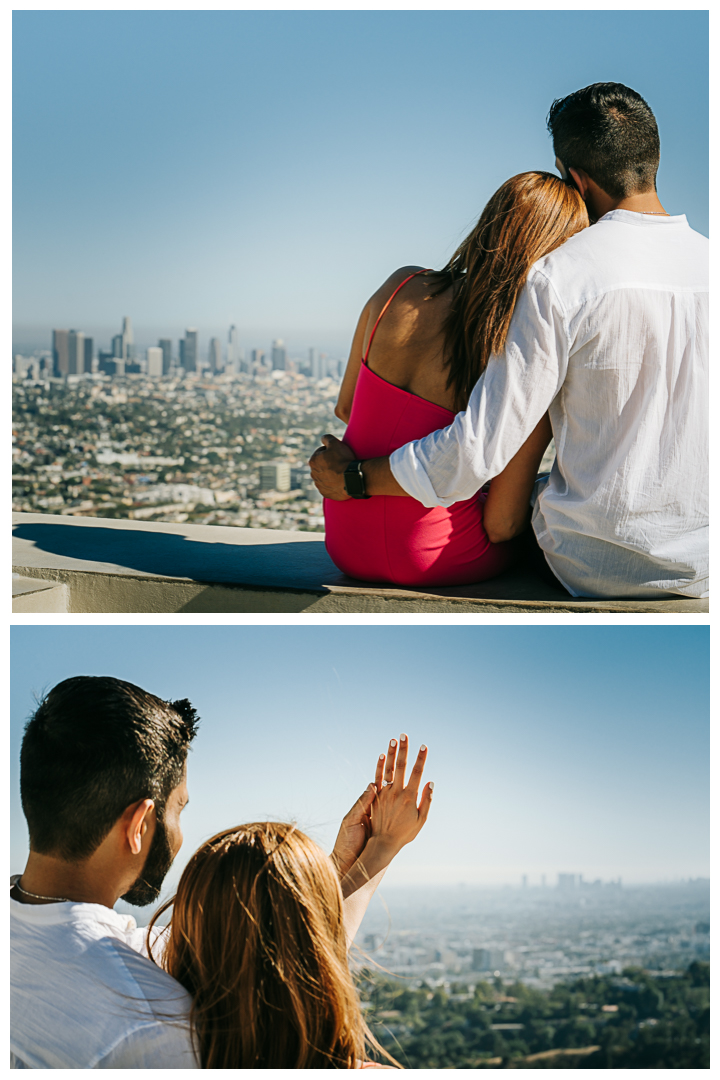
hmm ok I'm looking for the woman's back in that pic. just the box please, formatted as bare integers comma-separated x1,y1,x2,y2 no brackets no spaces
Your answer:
359,268,457,411
324,269,514,587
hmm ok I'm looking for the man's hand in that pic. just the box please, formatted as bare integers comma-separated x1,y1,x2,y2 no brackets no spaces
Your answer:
309,434,355,500
331,783,377,879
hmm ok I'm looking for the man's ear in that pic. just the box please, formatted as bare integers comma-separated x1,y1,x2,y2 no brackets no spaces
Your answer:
568,167,590,199
124,799,156,856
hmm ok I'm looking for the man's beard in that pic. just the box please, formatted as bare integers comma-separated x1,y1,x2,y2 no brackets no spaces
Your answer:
121,813,175,907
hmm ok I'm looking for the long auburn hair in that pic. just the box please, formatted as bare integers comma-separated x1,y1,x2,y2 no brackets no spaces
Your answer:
148,822,394,1069
436,171,588,409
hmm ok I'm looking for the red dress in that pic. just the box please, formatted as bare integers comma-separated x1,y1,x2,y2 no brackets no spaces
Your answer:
323,272,515,587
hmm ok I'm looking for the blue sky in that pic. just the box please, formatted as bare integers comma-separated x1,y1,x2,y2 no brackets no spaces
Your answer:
11,626,709,901
13,9,708,357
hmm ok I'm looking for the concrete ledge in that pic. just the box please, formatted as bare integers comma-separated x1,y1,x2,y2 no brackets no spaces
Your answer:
12,513,708,614
12,573,69,613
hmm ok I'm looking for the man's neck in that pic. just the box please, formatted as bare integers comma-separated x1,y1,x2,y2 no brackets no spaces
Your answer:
591,188,669,221
12,851,121,909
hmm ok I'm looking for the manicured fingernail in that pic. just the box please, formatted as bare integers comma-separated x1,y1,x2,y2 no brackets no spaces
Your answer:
429,782,434,791
420,744,427,752
400,733,407,741
379,754,385,761
390,739,397,747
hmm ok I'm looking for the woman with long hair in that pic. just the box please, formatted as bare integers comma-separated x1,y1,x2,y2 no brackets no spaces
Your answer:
323,172,588,587
148,739,432,1068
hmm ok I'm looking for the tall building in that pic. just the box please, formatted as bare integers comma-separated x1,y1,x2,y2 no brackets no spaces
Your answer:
182,329,198,372
52,329,69,377
251,348,265,371
271,339,287,371
208,337,222,373
83,337,94,373
259,461,291,492
112,333,124,359
158,338,172,375
318,352,328,379
67,330,85,375
121,316,134,361
146,346,163,377
308,347,318,379
227,325,238,371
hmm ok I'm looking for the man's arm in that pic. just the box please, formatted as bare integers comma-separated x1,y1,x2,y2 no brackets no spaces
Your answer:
311,270,568,506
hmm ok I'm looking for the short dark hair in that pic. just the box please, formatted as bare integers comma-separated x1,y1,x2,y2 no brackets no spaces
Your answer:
20,676,199,861
547,82,660,199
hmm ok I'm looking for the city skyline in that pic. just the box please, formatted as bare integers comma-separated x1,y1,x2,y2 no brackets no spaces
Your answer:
11,626,709,899
13,10,708,349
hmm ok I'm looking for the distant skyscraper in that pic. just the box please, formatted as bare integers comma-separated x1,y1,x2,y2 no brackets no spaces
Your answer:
158,338,172,375
208,337,222,373
251,348,265,371
308,347,319,379
83,337,94,373
68,330,85,375
319,352,328,379
182,329,198,372
227,325,238,371
112,333,124,359
121,316,134,360
52,329,69,377
146,346,163,377
271,339,287,371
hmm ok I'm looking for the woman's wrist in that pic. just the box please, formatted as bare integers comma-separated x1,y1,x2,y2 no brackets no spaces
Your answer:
356,836,402,877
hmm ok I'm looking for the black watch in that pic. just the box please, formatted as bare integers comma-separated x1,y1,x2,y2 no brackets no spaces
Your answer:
344,460,371,499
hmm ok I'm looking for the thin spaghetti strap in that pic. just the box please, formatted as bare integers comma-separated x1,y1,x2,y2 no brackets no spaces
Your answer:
362,269,433,364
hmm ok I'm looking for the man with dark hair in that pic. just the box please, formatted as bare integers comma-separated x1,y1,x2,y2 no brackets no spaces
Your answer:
311,82,708,600
11,677,200,1068
11,676,396,1068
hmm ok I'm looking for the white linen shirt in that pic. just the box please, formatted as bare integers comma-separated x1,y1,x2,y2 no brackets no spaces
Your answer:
10,885,197,1069
390,210,708,598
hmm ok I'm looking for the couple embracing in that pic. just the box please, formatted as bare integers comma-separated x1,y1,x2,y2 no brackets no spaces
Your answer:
311,82,708,600
11,676,431,1069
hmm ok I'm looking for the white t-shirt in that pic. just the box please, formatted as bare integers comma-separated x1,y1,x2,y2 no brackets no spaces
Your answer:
390,211,708,599
11,881,198,1069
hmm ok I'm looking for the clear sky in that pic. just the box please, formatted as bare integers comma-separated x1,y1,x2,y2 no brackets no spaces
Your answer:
13,9,708,357
11,625,709,904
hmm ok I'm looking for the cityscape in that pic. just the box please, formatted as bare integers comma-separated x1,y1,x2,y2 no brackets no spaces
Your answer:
354,878,709,991
352,878,709,1067
13,316,349,533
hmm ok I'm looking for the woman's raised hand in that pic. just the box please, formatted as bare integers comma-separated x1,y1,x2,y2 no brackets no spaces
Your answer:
368,734,433,856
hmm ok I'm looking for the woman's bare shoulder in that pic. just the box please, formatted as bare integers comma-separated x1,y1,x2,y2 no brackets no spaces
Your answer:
370,265,427,302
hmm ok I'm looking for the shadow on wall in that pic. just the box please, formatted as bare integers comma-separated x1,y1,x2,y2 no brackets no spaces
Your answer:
12,522,336,591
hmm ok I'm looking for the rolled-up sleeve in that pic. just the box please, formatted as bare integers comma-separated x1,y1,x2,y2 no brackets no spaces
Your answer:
389,268,569,507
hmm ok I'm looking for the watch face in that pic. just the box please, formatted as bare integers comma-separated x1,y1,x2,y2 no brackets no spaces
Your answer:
344,465,365,497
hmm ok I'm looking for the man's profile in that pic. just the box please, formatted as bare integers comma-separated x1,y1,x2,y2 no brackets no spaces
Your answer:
11,676,200,1069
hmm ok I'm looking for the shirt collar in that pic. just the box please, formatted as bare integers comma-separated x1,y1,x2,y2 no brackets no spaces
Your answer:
598,209,688,227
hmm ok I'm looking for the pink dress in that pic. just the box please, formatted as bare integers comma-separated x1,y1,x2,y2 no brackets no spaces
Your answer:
323,272,516,587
